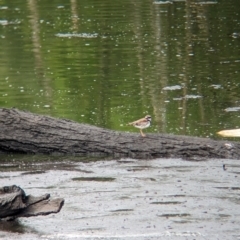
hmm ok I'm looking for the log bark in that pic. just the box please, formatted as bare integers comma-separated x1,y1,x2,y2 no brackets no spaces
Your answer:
0,107,239,159
0,185,64,220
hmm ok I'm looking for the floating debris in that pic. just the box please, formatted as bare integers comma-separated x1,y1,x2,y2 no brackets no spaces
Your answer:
153,1,173,4
55,33,98,38
0,20,21,26
162,85,182,91
224,107,240,112
0,20,8,25
210,84,222,89
184,95,202,99
196,1,218,4
173,95,202,100
231,33,240,38
220,61,230,64
0,6,8,10
173,98,183,101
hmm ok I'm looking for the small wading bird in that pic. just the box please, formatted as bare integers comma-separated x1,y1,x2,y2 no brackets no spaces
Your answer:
128,115,151,137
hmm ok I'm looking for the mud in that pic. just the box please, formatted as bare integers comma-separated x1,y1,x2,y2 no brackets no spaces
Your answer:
0,156,240,239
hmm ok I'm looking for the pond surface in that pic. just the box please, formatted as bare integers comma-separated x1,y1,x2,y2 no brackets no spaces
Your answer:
0,0,240,138
0,156,240,239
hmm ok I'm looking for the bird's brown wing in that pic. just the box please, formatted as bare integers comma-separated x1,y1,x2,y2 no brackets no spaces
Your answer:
128,117,147,126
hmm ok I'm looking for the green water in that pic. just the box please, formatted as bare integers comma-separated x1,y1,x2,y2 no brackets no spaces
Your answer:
0,0,240,138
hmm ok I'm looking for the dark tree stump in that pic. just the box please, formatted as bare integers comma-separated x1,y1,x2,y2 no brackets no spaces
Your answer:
0,185,64,220
0,107,239,159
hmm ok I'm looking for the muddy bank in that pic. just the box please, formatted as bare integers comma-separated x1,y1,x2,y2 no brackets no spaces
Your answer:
0,155,240,239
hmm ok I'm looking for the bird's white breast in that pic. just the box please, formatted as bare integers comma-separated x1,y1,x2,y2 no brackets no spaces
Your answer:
134,121,150,129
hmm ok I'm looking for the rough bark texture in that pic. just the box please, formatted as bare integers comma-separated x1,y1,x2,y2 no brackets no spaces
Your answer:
0,185,64,220
0,108,239,159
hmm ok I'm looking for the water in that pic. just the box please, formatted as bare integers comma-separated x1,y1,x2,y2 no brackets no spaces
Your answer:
0,0,240,138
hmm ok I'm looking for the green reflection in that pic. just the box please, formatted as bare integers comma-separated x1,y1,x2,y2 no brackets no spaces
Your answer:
0,154,109,172
0,0,240,138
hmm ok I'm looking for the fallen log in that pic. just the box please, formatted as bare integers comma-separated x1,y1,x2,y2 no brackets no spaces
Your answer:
0,107,239,159
0,185,64,220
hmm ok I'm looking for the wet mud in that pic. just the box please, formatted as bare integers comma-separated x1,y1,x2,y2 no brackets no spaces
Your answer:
0,157,240,239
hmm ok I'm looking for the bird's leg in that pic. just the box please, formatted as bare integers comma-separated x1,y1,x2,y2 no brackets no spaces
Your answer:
140,129,146,137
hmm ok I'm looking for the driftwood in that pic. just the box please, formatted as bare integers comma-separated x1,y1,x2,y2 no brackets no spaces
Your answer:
218,129,240,137
0,185,64,220
0,107,240,159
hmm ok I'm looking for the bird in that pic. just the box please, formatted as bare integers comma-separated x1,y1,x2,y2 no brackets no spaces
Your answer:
128,115,151,137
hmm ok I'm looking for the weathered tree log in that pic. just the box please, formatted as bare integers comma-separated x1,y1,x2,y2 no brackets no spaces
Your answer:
0,185,64,220
0,108,239,159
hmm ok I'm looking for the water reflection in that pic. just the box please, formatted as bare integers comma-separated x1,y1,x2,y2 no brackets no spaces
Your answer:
0,154,107,172
0,220,37,234
0,0,240,138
